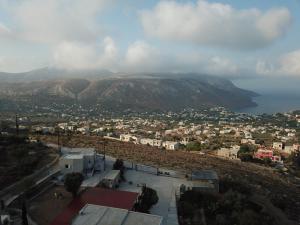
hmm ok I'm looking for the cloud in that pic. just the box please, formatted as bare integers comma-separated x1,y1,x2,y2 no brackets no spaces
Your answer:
4,0,109,43
123,41,164,72
53,36,118,70
256,50,300,76
0,22,10,37
52,36,241,76
140,0,292,49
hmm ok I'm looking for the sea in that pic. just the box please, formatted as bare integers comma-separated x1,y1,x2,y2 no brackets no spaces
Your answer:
233,77,300,115
236,94,300,115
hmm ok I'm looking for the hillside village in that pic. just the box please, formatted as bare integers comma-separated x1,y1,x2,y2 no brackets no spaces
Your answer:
6,107,299,167
1,107,300,225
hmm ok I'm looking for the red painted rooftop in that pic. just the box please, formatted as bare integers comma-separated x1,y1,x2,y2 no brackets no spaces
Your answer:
50,187,139,225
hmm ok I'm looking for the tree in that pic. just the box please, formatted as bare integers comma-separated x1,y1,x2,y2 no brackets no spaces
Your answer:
64,172,84,198
239,145,250,154
186,141,201,151
289,151,300,167
135,186,159,213
238,153,253,162
113,159,125,180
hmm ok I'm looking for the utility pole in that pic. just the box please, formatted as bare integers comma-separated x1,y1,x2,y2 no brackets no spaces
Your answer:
57,126,61,154
16,114,19,136
103,141,106,171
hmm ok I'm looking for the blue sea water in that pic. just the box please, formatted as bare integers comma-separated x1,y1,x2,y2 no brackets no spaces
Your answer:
233,77,300,115
236,94,300,115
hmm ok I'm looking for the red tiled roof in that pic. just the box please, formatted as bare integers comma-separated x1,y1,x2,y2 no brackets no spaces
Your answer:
50,188,139,225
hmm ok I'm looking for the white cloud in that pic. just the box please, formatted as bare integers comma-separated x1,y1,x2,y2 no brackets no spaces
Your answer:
53,36,118,70
256,50,300,76
5,0,109,43
140,0,291,49
0,55,46,72
123,41,163,72
0,22,10,37
279,50,300,76
52,37,240,76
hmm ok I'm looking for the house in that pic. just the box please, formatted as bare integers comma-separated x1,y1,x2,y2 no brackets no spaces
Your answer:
188,170,219,193
72,204,163,225
217,145,240,160
101,170,121,188
180,137,190,146
162,141,180,150
59,154,84,174
120,134,133,142
140,138,162,147
282,145,294,154
273,142,284,150
293,144,300,152
254,148,283,163
244,131,252,139
42,126,55,134
59,148,96,175
241,139,256,145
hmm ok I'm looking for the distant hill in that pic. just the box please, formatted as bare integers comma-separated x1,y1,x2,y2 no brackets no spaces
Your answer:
0,68,258,112
0,67,114,83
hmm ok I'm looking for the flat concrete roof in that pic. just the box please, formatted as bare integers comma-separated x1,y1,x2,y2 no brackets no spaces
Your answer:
191,170,218,181
72,204,162,225
64,154,84,160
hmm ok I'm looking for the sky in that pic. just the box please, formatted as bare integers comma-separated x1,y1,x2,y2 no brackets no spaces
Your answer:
0,0,300,78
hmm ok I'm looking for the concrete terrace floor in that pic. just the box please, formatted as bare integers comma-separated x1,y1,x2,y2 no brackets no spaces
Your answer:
118,169,187,225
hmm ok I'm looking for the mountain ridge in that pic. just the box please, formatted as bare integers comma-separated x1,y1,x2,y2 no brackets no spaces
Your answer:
0,68,258,112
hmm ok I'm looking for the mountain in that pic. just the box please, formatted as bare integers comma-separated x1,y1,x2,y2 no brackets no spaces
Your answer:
0,68,258,112
0,67,114,83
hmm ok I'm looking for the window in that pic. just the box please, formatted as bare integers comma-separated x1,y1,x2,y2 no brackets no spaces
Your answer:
65,164,70,169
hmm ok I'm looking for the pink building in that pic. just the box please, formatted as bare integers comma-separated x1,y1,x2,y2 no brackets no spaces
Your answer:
254,148,282,163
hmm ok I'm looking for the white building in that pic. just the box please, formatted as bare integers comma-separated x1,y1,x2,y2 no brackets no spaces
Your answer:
273,142,284,150
59,148,96,175
162,141,180,150
241,139,256,145
140,138,162,147
120,134,134,142
60,154,85,174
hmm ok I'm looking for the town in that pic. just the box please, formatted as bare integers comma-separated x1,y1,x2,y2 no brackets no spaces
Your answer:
0,107,300,225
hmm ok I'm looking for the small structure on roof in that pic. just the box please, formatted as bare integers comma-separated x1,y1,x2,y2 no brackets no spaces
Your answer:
59,148,96,175
188,170,219,193
72,204,162,225
101,170,121,188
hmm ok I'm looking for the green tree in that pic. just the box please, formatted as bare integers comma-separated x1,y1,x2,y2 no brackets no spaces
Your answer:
113,158,125,180
239,145,250,154
135,186,159,213
186,141,201,151
64,172,84,198
239,153,253,162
